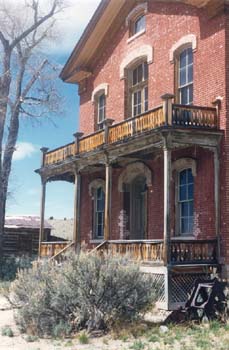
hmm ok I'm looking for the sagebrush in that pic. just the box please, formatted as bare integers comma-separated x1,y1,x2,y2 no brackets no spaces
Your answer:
11,252,157,337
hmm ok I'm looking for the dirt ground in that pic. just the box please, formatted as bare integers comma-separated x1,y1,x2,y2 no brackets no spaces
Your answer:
0,296,134,350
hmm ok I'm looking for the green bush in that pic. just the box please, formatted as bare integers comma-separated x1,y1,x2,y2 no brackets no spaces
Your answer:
1,325,14,337
11,252,157,336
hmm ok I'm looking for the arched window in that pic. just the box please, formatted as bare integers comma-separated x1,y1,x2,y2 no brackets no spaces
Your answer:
178,47,193,105
94,186,105,238
178,168,194,235
129,61,148,117
97,93,106,129
133,14,145,35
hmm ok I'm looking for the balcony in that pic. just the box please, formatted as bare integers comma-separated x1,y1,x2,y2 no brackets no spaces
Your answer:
43,103,218,167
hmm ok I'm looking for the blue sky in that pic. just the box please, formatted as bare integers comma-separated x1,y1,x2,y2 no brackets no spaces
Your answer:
7,0,101,219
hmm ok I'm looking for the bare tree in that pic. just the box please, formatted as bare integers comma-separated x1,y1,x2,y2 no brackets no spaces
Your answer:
0,0,65,250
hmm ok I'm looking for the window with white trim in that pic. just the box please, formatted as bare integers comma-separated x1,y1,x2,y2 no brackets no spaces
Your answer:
178,47,193,105
133,14,145,35
178,168,194,235
97,93,106,129
130,62,148,117
94,186,105,238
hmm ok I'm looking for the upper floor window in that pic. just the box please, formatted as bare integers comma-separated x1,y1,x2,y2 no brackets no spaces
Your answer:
178,47,193,105
130,62,148,117
133,15,145,35
178,168,194,235
97,93,106,129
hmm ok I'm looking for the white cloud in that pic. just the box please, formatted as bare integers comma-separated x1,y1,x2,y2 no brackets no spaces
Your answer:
47,0,101,54
13,142,38,161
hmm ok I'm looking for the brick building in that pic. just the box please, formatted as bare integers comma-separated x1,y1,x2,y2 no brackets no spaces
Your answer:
37,0,228,309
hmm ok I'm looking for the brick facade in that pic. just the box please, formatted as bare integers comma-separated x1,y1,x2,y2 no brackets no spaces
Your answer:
50,0,229,277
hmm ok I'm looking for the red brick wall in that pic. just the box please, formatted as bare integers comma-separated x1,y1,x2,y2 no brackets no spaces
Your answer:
77,2,228,265
80,147,215,248
79,2,225,135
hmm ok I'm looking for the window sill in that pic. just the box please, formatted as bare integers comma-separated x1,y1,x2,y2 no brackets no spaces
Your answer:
90,239,104,244
171,236,196,240
127,29,145,44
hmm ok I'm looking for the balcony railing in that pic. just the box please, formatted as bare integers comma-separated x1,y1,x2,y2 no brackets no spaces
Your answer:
43,104,218,166
95,239,218,265
40,241,71,258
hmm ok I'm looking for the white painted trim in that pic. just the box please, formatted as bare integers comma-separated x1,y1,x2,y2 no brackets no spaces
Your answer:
120,45,153,79
89,179,105,196
172,157,197,176
125,3,148,27
169,34,197,62
91,83,109,102
127,28,146,44
118,161,152,192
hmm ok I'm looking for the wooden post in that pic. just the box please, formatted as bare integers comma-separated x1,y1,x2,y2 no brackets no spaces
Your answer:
39,178,47,258
73,170,81,253
104,162,112,240
214,147,220,261
38,147,49,258
73,132,84,154
104,118,114,144
163,141,171,266
161,93,174,125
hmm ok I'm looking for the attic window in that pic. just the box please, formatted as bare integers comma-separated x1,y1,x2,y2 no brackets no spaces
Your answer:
133,15,145,35
126,3,147,41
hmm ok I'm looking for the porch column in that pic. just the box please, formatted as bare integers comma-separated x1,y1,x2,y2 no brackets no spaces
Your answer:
39,178,47,258
39,147,49,258
104,162,112,240
73,170,81,253
214,147,220,259
163,142,171,266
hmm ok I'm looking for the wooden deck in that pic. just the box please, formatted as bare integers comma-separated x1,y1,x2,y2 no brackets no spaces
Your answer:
43,104,218,166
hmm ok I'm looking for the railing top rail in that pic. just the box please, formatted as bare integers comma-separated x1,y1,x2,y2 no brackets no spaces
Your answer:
107,239,164,244
108,105,163,130
46,142,75,155
79,129,104,140
170,238,217,243
173,104,217,112
41,241,71,244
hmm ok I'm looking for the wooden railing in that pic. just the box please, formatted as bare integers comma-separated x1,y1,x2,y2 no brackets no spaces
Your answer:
44,143,75,165
43,104,218,166
40,241,71,258
172,104,217,128
79,130,105,153
170,239,217,264
95,239,218,265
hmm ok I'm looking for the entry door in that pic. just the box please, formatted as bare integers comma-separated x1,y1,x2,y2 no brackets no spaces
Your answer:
130,176,146,239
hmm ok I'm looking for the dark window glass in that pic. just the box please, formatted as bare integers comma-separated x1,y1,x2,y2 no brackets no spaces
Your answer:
131,62,148,117
179,48,193,105
98,94,106,125
95,187,105,238
134,15,145,35
179,169,194,235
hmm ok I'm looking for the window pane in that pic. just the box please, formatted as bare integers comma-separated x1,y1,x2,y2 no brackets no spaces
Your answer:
181,202,189,216
189,202,194,217
138,64,143,83
180,50,187,68
188,48,193,65
181,218,189,234
133,68,137,86
188,84,193,104
180,170,187,185
144,62,148,80
180,67,186,86
134,15,145,34
188,184,194,199
179,185,186,201
188,64,193,83
180,86,188,105
144,87,148,112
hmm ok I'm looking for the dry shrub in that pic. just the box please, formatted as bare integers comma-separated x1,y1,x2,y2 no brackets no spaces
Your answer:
11,252,157,337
